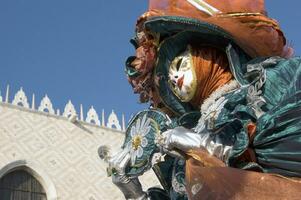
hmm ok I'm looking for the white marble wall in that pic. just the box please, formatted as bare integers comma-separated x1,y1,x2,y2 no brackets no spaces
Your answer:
0,102,160,200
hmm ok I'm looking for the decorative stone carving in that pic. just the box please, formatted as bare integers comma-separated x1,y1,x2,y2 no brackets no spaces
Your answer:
0,90,3,102
38,95,55,114
63,100,77,118
5,85,10,103
12,88,29,108
86,106,100,125
107,110,121,131
3,85,126,131
102,109,105,127
121,114,126,131
80,104,84,121
31,94,35,109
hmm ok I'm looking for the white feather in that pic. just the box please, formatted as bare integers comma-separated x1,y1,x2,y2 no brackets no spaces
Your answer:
186,0,221,16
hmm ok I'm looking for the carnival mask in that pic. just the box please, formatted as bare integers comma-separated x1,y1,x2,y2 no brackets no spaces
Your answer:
168,47,197,102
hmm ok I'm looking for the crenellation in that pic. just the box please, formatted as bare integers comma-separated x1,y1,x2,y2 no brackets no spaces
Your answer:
12,87,29,108
39,95,55,114
31,93,35,109
107,110,122,131
1,85,126,131
63,100,77,119
86,106,100,126
5,85,10,103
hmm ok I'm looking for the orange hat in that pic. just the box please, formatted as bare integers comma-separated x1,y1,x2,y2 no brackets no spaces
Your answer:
145,0,293,58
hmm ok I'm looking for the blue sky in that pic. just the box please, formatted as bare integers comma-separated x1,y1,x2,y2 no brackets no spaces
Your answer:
0,0,300,122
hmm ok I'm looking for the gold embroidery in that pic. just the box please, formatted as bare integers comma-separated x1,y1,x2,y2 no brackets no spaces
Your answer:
217,12,263,18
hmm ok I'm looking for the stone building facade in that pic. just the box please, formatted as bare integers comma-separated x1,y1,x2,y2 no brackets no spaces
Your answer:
0,86,159,200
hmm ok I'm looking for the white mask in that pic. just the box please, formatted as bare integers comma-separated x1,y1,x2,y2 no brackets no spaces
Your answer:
168,46,197,102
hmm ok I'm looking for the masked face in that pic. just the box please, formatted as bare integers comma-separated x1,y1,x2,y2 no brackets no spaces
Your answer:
168,47,197,102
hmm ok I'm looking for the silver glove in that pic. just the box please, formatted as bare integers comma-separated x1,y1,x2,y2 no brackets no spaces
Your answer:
161,127,202,151
160,126,232,162
109,148,147,200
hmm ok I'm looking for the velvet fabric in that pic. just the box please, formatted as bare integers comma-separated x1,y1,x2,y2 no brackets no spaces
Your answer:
190,46,233,108
147,0,291,58
212,57,301,178
181,57,301,199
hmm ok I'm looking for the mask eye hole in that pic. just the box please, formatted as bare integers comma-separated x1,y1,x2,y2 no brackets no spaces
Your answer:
176,58,183,71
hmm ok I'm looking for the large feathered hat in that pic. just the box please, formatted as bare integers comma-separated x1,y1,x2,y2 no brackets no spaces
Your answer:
145,0,292,58
126,0,292,116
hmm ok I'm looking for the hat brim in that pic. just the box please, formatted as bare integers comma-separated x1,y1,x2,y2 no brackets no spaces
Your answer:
145,16,239,52
147,16,250,115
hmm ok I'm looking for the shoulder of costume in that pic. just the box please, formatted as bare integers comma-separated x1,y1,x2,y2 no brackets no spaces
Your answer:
263,56,301,109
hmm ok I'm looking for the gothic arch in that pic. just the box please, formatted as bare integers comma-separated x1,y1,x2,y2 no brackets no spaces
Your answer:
0,160,57,200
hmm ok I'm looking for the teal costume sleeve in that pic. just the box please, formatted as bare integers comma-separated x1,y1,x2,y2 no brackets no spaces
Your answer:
222,57,301,177
253,57,301,177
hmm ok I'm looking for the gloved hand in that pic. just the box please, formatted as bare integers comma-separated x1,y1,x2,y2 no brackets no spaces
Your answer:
157,126,232,162
109,148,147,200
159,126,203,152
